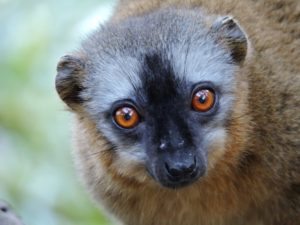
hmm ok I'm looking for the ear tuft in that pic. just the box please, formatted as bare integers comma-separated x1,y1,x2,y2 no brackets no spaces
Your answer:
211,16,248,64
55,55,86,109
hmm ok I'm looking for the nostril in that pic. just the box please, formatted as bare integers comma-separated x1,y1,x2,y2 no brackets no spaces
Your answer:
192,156,197,170
186,163,196,173
184,156,197,173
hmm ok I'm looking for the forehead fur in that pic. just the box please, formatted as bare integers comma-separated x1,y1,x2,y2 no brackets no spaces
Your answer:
81,8,237,114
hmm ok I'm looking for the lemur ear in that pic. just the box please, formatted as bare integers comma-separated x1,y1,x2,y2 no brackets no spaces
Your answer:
55,54,86,110
211,16,248,64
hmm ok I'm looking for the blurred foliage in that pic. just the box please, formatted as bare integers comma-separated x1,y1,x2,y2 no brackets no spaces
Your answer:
0,0,116,224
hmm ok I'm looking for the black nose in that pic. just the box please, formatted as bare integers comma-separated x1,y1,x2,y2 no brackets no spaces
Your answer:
165,157,197,181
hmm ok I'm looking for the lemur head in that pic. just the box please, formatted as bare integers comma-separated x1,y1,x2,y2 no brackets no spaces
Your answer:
56,9,249,189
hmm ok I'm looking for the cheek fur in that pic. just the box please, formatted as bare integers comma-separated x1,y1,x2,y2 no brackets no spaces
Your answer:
203,127,227,170
111,146,149,182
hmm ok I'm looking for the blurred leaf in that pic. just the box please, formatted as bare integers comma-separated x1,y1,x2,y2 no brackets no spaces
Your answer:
0,0,116,225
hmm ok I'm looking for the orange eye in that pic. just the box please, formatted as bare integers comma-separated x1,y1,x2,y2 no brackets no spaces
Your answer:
192,89,215,112
113,106,140,129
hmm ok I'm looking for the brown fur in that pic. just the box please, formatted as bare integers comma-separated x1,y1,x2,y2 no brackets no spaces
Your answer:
58,0,300,224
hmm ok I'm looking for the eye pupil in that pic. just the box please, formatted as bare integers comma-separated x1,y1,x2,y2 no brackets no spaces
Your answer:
124,112,131,121
198,94,207,104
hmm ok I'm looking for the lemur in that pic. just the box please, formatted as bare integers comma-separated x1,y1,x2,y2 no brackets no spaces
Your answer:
55,0,300,224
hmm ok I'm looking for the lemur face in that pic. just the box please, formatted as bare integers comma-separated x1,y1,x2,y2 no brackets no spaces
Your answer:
56,9,248,188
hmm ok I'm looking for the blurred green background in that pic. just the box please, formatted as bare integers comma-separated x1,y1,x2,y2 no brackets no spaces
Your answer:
0,0,116,224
